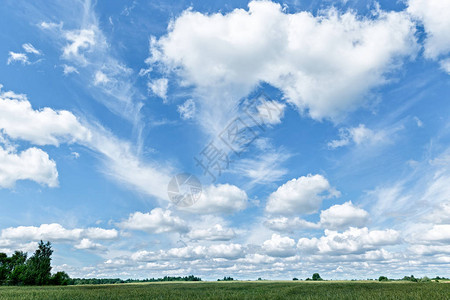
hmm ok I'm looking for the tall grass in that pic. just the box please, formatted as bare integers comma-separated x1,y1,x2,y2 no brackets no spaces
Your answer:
0,281,448,300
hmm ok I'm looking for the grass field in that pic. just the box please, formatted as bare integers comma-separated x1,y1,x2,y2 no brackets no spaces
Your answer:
0,281,449,300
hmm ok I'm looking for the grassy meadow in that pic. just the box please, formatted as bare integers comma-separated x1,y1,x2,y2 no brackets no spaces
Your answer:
0,280,449,300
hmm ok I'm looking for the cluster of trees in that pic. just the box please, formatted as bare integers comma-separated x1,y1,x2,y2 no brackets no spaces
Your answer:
306,273,323,281
217,276,234,281
0,241,70,286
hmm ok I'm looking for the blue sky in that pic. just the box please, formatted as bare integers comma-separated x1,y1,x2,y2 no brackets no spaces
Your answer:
0,0,449,280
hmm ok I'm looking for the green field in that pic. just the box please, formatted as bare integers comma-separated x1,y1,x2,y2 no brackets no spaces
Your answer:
0,281,449,300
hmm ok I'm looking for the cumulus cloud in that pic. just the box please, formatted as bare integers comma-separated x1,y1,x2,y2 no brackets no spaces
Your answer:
132,243,245,261
319,201,369,230
264,217,320,232
0,146,58,188
266,174,340,215
262,234,296,257
187,224,236,241
1,223,118,242
74,238,106,251
118,208,188,234
407,0,450,65
177,99,196,120
148,0,417,133
409,224,450,244
256,100,286,125
297,227,400,255
62,64,79,75
93,70,110,85
148,78,168,100
0,88,92,146
165,243,244,260
62,27,98,65
180,184,247,214
328,124,387,149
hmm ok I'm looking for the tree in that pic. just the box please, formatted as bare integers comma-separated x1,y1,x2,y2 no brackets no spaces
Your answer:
50,271,71,285
378,276,388,282
0,253,9,285
292,277,299,281
26,241,53,285
7,251,27,285
312,273,322,281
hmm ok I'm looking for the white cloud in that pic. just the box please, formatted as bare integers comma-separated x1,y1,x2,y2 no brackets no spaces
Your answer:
1,223,117,242
0,146,58,188
39,21,63,30
0,88,92,146
22,43,41,55
410,224,450,244
62,64,79,75
180,184,247,214
423,202,450,224
187,224,235,241
266,174,339,215
7,52,29,65
177,99,196,120
297,227,400,255
74,238,105,251
256,100,286,125
262,234,296,257
239,253,275,265
441,57,450,74
328,124,386,149
164,243,245,260
1,85,171,200
148,78,168,100
62,28,97,65
148,0,417,132
93,71,110,85
84,227,119,240
207,243,244,259
407,0,450,60
118,208,188,234
132,243,245,261
264,217,320,232
407,0,450,74
319,201,369,230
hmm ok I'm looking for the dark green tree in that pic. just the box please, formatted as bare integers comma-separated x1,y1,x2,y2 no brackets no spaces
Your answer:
312,273,322,281
0,253,9,285
7,251,27,285
26,241,53,285
50,271,71,285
